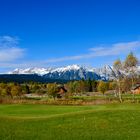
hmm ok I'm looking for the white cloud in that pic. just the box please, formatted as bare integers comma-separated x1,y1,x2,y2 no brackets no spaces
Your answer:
89,47,104,52
1,39,140,71
91,41,140,56
43,40,140,64
0,36,25,62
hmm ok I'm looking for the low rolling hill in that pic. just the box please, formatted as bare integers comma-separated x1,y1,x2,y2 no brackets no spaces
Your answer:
0,104,140,140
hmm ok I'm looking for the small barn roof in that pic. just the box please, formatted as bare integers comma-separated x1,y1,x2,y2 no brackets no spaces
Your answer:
57,84,67,92
131,84,140,90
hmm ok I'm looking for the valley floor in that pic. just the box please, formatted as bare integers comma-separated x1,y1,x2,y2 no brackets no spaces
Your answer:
0,104,140,140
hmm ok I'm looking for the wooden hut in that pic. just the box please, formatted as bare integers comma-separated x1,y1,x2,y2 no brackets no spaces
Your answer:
57,85,67,98
131,84,140,94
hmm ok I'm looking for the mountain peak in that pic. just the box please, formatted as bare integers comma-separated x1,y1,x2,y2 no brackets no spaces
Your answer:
7,64,120,81
53,64,81,73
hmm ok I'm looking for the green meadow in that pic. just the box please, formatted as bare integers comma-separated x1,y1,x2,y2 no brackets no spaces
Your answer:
0,104,140,140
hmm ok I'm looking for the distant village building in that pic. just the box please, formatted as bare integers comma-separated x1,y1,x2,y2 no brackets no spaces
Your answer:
131,84,140,94
57,85,67,98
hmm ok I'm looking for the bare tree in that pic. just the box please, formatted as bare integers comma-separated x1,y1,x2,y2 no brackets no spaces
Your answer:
124,52,138,101
113,59,123,102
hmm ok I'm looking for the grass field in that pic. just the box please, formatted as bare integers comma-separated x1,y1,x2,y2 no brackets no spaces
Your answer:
0,104,140,140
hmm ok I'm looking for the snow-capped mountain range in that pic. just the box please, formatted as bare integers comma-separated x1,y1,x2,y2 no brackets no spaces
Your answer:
8,64,122,81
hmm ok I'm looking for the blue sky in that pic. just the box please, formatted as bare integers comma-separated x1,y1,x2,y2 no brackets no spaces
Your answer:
0,0,140,72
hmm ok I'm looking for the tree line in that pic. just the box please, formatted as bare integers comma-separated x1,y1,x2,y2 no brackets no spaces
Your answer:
0,52,139,102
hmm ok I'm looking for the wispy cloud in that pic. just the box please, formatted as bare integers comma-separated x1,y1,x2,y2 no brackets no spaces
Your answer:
43,40,140,64
0,36,25,62
89,41,140,56
1,39,140,71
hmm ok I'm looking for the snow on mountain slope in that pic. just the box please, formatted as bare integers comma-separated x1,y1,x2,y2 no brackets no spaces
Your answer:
43,65,100,80
93,65,117,80
8,67,53,75
51,65,81,73
8,65,100,80
7,64,129,80
9,65,85,75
